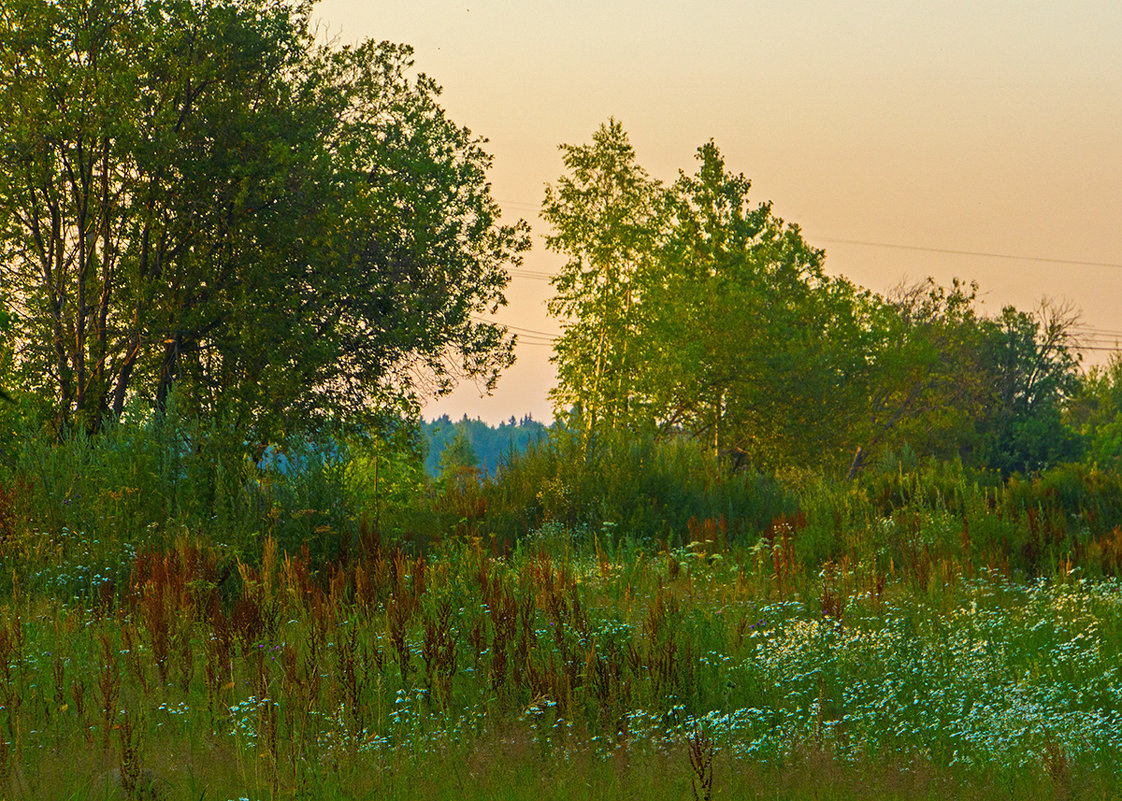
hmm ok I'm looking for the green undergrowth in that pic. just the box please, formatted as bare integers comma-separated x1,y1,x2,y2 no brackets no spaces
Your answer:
6,413,1122,583
3,419,1122,799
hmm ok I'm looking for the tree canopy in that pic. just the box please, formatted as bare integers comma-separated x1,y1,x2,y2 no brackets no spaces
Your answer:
638,140,874,471
542,120,1084,477
1067,354,1122,469
541,118,661,434
0,0,529,439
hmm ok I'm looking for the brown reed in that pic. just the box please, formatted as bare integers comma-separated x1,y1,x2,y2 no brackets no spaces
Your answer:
96,632,120,750
688,728,715,801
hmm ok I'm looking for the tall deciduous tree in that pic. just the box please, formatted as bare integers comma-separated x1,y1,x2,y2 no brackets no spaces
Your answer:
317,39,528,430
975,301,1083,474
541,122,1084,477
846,279,993,478
543,130,875,472
847,286,1083,477
0,0,528,439
541,119,662,434
640,141,872,473
1067,354,1122,468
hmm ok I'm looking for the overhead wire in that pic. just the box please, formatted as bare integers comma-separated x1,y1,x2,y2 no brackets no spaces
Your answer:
491,195,1121,354
470,315,559,344
495,196,1120,272
815,237,1122,271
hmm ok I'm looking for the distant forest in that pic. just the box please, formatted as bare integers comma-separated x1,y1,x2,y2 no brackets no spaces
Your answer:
421,415,551,476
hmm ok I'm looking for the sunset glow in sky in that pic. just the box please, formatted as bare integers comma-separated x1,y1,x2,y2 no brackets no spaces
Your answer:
315,0,1122,424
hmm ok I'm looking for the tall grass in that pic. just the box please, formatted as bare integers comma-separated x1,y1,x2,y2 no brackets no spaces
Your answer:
474,426,795,549
0,527,1120,800
796,458,1122,578
0,403,350,601
4,415,1122,798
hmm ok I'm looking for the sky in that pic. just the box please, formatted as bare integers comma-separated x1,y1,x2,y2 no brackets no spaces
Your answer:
314,0,1122,425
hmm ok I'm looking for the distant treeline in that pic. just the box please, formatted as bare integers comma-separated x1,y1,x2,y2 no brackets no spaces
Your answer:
422,414,551,476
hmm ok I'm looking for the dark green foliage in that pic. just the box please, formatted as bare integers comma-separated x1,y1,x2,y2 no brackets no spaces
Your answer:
972,304,1084,475
791,457,1122,577
478,425,796,547
0,0,527,442
1004,462,1122,535
0,399,351,598
436,429,479,494
1067,355,1122,468
423,414,549,477
8,393,1122,592
981,404,1085,477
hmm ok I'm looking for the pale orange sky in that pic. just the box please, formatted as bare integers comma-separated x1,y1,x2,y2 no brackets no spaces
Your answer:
314,0,1122,424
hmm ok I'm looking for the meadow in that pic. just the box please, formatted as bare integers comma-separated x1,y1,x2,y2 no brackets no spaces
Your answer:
2,419,1122,800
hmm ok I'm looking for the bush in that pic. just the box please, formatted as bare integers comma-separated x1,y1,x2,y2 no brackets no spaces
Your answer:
478,425,795,548
2,397,353,588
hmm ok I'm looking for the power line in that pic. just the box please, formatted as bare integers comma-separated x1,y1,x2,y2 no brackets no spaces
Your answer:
495,199,541,212
468,318,1121,352
1076,326,1122,338
494,195,1120,272
503,324,561,339
1075,327,1122,336
486,207,1122,354
470,316,559,342
815,237,1122,271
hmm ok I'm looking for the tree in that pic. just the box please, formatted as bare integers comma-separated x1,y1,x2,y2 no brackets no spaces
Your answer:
1067,354,1122,468
974,301,1083,474
0,0,527,440
0,304,10,402
638,141,871,473
437,429,478,488
541,119,663,434
291,39,530,435
542,131,884,473
845,286,1084,477
845,279,994,478
540,123,1083,477
1,0,317,433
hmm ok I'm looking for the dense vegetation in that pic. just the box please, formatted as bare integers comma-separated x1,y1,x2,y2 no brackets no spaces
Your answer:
541,121,1088,478
1,411,1122,799
0,0,528,442
422,415,549,477
4,2,1122,799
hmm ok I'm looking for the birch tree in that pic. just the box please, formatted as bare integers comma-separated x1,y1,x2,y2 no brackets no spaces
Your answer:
541,119,663,434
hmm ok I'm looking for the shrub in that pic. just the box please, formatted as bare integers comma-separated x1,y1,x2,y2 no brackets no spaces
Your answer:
478,425,795,548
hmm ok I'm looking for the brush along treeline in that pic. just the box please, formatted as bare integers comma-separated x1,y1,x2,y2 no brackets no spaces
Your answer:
7,408,1122,583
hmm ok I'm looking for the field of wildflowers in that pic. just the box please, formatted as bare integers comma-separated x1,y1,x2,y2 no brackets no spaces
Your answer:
1,521,1120,799
2,422,1122,799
